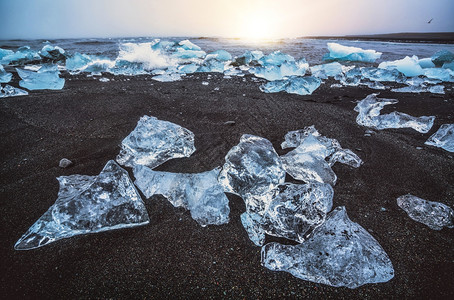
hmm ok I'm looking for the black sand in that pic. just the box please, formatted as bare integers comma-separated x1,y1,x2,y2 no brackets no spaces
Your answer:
1,72,453,298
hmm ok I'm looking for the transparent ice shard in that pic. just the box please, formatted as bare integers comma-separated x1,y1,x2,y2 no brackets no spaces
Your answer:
354,94,435,133
16,65,65,90
206,50,232,61
152,73,182,82
117,115,196,168
260,76,321,95
261,206,394,288
424,68,454,82
241,212,266,246
133,165,229,227
281,125,321,149
14,160,150,250
0,64,12,83
197,56,226,73
378,56,424,77
397,194,454,230
425,124,454,152
0,84,29,98
363,81,386,90
218,134,286,199
361,67,405,83
328,148,363,168
323,42,382,63
310,62,343,79
426,85,445,94
431,50,454,67
39,44,66,62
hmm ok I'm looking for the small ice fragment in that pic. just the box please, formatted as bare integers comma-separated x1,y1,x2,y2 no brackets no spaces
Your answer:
0,65,12,83
378,56,424,77
310,62,343,79
397,194,454,230
330,83,343,88
133,166,229,227
425,124,454,152
281,125,321,149
260,76,321,95
59,158,73,168
116,116,196,168
16,65,65,90
354,94,435,133
202,81,209,85
323,43,382,63
218,134,286,199
14,160,150,250
99,77,110,82
261,206,394,288
431,50,454,67
0,84,28,98
328,148,363,168
152,73,182,82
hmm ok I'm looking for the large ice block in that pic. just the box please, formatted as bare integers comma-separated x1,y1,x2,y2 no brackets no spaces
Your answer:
117,115,196,168
0,84,29,98
14,160,150,250
397,194,453,230
425,124,454,152
0,65,12,83
310,62,343,79
65,52,93,72
261,206,394,288
0,46,40,65
218,134,286,200
378,56,424,77
323,43,382,63
424,68,454,82
431,50,454,67
133,165,229,227
16,65,65,90
232,50,264,66
354,94,434,133
260,76,321,95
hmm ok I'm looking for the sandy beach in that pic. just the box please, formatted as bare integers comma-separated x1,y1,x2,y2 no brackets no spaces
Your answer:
1,70,453,298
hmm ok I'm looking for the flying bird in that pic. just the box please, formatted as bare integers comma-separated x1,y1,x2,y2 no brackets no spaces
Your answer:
428,18,433,24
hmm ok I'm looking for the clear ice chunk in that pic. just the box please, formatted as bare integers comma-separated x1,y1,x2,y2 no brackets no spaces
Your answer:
260,76,321,95
0,46,40,65
232,50,264,66
0,64,12,83
16,65,65,90
354,94,435,133
323,42,382,63
397,194,454,230
259,51,295,66
431,50,454,67
206,50,232,61
14,160,150,250
361,67,405,83
0,84,29,98
261,206,394,288
378,56,424,77
117,115,196,168
65,53,92,72
152,73,182,82
133,165,229,227
218,134,286,199
425,124,454,152
241,212,266,246
328,148,363,168
310,62,343,79
424,68,454,82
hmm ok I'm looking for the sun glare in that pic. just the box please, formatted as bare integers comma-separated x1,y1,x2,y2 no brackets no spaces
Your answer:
240,10,281,40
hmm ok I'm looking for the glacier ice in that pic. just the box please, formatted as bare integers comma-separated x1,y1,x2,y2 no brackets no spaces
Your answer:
425,124,454,152
378,56,424,77
354,94,435,133
152,73,182,82
232,50,264,66
0,46,40,65
323,42,382,63
16,65,65,90
261,206,394,288
218,134,286,201
249,51,308,81
310,62,343,79
0,65,12,83
117,115,196,168
66,53,93,72
328,148,363,168
0,84,29,98
260,76,321,95
133,165,229,227
39,44,66,62
14,160,150,250
424,68,454,82
397,194,453,230
241,212,266,246
417,57,435,69
206,50,232,61
361,67,405,83
443,61,454,71
431,50,454,67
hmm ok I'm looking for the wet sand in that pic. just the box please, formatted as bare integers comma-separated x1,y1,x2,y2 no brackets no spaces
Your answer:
1,72,453,298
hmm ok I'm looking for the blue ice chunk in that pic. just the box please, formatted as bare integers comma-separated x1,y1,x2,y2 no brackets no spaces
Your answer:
361,67,405,82
250,59,308,81
151,40,177,51
172,48,206,59
417,57,435,69
261,206,394,288
133,165,230,227
0,65,12,83
0,48,14,60
378,56,424,77
323,42,382,63
0,46,41,65
14,160,150,250
197,57,226,73
425,124,454,152
16,65,65,90
424,68,454,82
443,61,454,71
354,94,435,133
431,50,454,67
178,40,202,51
233,50,264,66
116,115,196,168
259,51,295,66
0,84,28,98
110,60,147,76
152,73,182,82
65,53,92,72
397,194,453,230
206,50,232,61
260,76,321,95
310,62,343,79
81,58,115,75
39,44,66,61
177,63,199,74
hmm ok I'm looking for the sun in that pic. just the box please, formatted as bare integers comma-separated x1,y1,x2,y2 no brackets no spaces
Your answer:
240,10,281,40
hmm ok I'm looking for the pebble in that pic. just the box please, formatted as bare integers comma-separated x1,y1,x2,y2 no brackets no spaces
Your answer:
224,121,236,126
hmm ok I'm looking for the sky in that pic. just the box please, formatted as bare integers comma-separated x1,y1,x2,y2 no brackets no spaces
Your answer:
0,0,453,40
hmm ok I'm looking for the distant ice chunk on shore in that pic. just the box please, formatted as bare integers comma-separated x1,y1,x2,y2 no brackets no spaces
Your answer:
14,160,150,250
261,206,394,288
425,124,454,152
378,56,424,77
0,84,28,98
310,62,343,79
260,76,321,95
249,51,308,81
397,194,454,230
0,65,12,83
16,65,65,90
133,166,230,227
0,46,40,65
116,116,196,168
431,50,454,67
354,94,435,133
323,43,382,63
39,44,66,62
